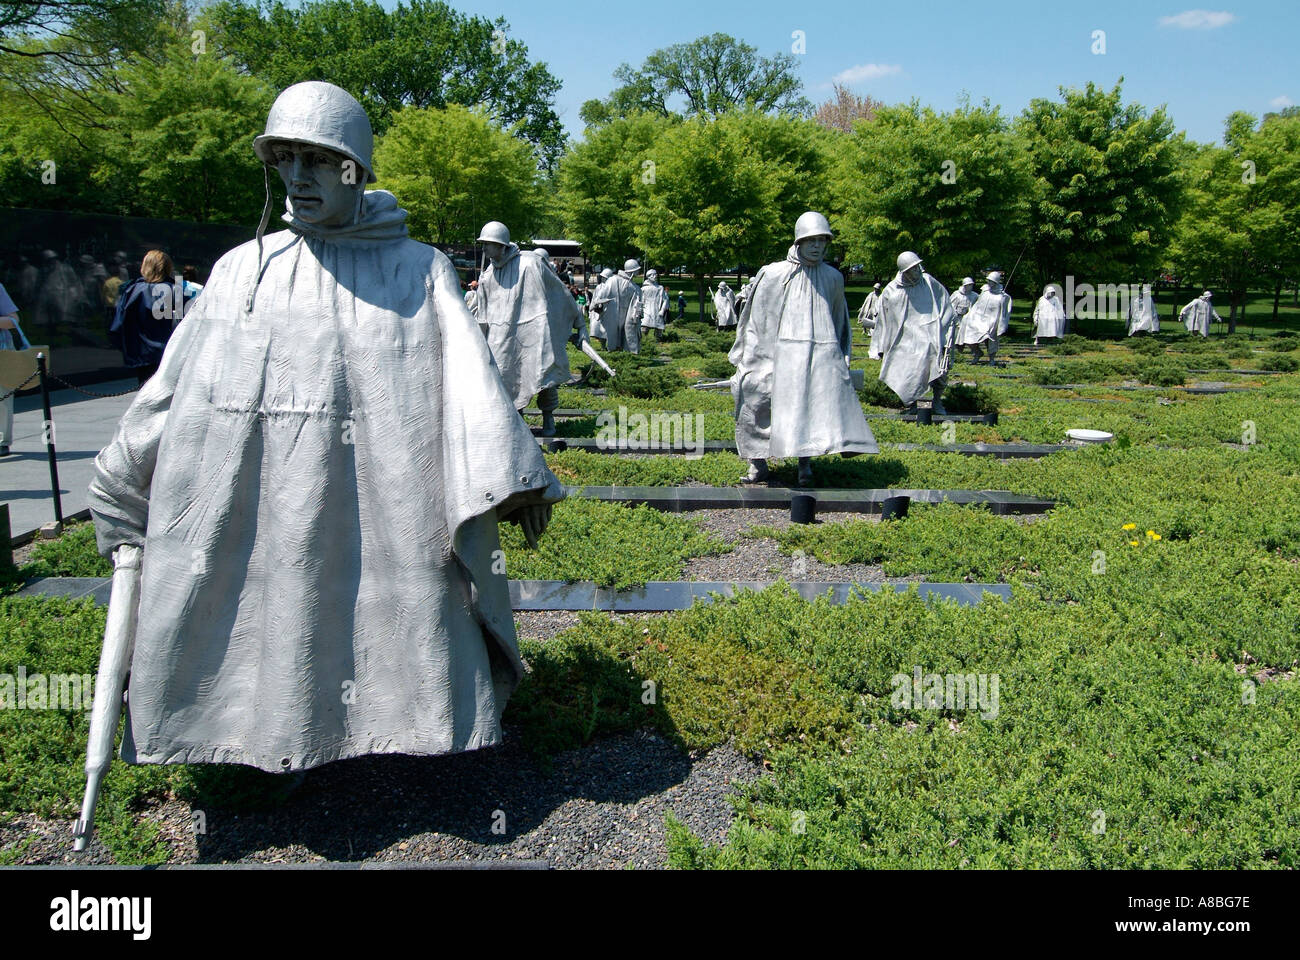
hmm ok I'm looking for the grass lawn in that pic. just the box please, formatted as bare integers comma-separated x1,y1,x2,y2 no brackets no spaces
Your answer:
2,317,1297,866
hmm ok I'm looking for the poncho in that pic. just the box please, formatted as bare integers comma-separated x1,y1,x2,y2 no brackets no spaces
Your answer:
1033,292,1067,339
1180,297,1219,337
714,284,737,328
86,190,565,773
1127,292,1160,335
640,278,669,330
959,283,1012,345
588,279,606,339
592,273,641,352
858,289,882,359
477,244,581,411
876,271,956,405
729,246,878,460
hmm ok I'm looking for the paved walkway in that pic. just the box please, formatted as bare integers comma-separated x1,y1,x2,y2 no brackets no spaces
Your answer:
2,379,138,539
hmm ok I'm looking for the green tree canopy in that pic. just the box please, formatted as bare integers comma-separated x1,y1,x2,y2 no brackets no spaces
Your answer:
625,111,834,317
830,100,1032,284
1169,112,1300,327
1016,79,1186,285
555,112,670,268
372,103,544,246
97,40,275,224
580,33,811,128
208,0,566,164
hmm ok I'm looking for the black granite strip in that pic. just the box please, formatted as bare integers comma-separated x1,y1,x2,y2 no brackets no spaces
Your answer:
563,486,1054,514
15,576,1014,611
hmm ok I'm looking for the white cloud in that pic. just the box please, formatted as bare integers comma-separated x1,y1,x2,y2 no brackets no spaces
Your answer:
832,63,902,86
1269,95,1293,109
1158,10,1237,29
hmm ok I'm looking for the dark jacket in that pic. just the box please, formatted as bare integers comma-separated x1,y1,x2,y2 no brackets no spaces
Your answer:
109,278,176,368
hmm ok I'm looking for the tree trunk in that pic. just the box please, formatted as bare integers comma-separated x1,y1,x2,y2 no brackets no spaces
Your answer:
697,275,707,324
1228,290,1243,335
1273,281,1282,323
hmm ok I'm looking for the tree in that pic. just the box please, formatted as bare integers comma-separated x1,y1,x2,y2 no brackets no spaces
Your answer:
554,112,669,269
580,33,811,127
814,83,882,133
1169,113,1300,330
1017,80,1186,287
208,0,566,164
830,101,1032,283
628,111,835,319
97,41,275,224
0,1,164,63
372,103,544,246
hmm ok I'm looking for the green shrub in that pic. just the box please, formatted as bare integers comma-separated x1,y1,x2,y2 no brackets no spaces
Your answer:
1126,337,1166,356
1259,353,1299,372
941,382,999,414
1135,359,1187,386
858,374,904,408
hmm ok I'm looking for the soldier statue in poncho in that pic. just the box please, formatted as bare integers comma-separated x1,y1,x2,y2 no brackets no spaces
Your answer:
1032,284,1067,345
592,259,643,353
714,280,737,329
729,212,877,487
876,252,956,414
1180,290,1221,337
857,281,882,359
639,268,669,342
1127,284,1160,336
958,271,1012,363
84,82,563,783
475,220,586,437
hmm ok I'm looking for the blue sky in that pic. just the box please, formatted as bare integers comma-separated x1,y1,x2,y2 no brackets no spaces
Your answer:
430,0,1296,144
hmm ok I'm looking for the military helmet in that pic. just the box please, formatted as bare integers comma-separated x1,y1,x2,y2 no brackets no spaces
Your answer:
794,211,833,243
646,269,658,281
986,271,1005,285
896,251,923,272
254,82,377,184
478,221,511,245
623,258,641,273
600,268,615,280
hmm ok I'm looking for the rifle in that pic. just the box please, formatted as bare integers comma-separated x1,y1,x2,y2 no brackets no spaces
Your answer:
73,544,142,852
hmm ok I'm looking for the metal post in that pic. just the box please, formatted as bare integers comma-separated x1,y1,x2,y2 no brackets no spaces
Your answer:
36,352,63,525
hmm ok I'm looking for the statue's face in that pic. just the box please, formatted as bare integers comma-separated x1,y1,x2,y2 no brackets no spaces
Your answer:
798,236,828,263
270,141,360,227
901,264,923,285
482,241,507,266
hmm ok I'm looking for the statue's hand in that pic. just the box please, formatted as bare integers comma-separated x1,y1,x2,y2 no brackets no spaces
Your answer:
517,503,553,549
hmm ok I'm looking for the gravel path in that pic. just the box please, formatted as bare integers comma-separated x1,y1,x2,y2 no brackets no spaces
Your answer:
682,508,904,584
1,730,762,869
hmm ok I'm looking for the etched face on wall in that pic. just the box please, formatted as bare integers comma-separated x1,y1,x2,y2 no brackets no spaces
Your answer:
269,141,361,227
798,236,829,264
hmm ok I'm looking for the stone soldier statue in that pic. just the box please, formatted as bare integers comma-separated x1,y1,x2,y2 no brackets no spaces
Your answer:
858,281,883,359
714,280,737,328
949,277,977,355
85,81,564,776
959,271,1012,363
1180,290,1220,337
1032,284,1067,345
876,251,956,414
589,267,614,340
730,211,878,487
475,221,586,437
1127,283,1160,335
592,259,643,353
640,268,670,342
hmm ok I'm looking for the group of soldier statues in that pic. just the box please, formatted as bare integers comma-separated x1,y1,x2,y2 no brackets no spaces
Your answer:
69,78,1233,851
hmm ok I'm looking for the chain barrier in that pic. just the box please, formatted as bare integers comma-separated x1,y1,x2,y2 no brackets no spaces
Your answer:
0,369,41,402
43,372,140,400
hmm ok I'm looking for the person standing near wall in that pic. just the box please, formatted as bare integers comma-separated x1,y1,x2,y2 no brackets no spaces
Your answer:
109,250,178,384
0,279,31,457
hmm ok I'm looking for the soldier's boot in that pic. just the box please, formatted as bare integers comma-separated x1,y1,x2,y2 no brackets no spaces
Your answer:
797,457,814,487
538,386,559,437
931,379,948,416
743,458,770,484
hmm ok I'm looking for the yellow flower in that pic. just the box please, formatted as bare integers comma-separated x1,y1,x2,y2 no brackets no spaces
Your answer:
1149,532,1162,541
1129,540,1139,547
1122,523,1137,530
